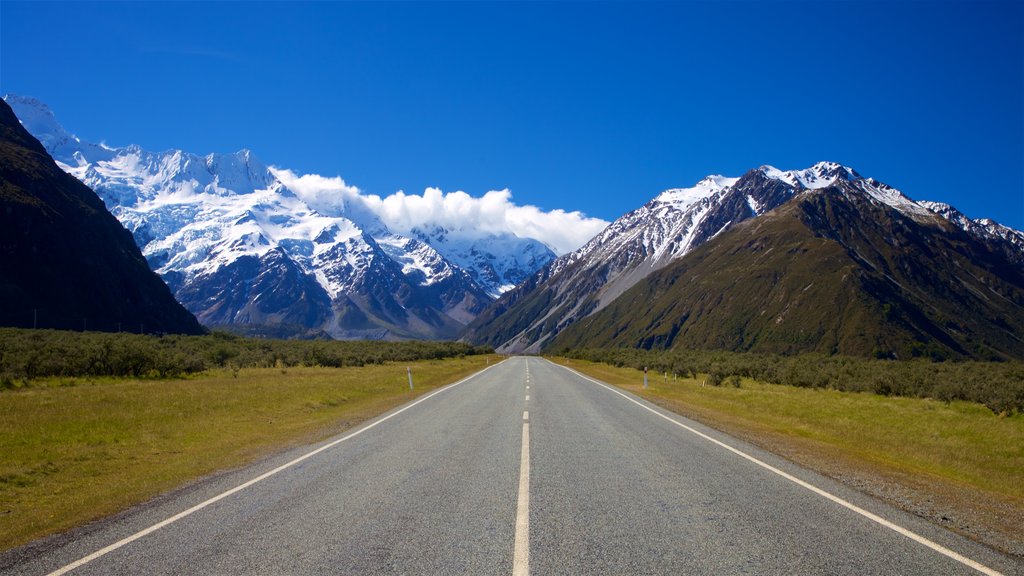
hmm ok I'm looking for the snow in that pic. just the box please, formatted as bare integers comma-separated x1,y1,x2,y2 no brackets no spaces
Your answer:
920,200,1024,249
760,161,857,190
657,174,737,208
4,94,566,304
756,161,940,220
409,227,555,297
855,178,933,218
747,195,762,214
376,234,455,287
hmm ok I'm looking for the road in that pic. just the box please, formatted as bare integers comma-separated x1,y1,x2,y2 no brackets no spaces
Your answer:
2,357,1019,575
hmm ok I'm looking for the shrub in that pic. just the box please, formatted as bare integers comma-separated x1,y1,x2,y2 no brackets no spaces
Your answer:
562,347,1024,415
0,328,485,383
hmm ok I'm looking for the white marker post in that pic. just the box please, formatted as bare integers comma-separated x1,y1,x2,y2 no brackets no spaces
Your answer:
407,367,413,390
643,366,648,389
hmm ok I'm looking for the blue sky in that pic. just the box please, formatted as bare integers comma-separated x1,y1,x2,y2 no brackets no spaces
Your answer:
2,1,1022,230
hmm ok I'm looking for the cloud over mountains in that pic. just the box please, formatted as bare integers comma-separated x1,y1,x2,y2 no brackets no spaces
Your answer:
271,168,609,255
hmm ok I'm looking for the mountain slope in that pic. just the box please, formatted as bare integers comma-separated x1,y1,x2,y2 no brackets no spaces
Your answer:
463,163,845,352
4,94,522,340
464,162,1024,355
548,182,1024,360
0,99,204,335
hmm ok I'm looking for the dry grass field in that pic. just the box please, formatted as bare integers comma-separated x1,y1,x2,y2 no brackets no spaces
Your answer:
0,356,498,549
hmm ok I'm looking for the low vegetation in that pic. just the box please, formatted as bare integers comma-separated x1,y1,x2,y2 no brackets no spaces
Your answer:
0,328,491,384
0,354,499,550
562,347,1024,415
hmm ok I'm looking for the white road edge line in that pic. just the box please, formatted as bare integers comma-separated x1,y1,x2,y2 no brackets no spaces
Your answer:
512,419,530,576
553,361,1003,576
46,359,509,576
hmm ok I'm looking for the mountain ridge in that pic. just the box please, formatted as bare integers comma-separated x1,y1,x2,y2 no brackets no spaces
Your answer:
464,162,1024,355
547,181,1024,360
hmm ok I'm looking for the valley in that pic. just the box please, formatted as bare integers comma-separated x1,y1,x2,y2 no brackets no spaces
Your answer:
3,88,1024,575
2,3,1020,573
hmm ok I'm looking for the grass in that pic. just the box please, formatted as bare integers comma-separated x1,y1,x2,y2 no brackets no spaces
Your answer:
0,355,499,550
553,358,1024,555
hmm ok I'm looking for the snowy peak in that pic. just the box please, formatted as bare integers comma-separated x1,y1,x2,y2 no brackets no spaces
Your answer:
204,149,275,193
751,161,937,219
655,174,737,208
2,95,71,150
3,94,114,167
917,200,959,220
758,161,859,190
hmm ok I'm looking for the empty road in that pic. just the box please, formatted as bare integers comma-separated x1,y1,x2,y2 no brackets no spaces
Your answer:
3,357,1019,575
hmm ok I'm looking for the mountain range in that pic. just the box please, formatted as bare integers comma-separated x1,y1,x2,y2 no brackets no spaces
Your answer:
5,95,556,340
464,163,1024,360
6,94,1022,358
0,99,204,335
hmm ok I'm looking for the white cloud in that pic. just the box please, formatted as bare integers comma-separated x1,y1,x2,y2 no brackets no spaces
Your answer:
269,168,362,216
270,168,608,255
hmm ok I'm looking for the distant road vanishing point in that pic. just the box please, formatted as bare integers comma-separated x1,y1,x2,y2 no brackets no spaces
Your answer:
4,358,1018,575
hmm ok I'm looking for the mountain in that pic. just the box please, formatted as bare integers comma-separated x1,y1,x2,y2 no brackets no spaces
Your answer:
0,99,204,335
463,163,838,352
917,200,1024,267
464,162,1024,355
5,95,554,339
547,178,1024,360
408,226,555,298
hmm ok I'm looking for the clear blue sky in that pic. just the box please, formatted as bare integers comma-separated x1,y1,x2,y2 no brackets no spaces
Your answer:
2,1,1022,230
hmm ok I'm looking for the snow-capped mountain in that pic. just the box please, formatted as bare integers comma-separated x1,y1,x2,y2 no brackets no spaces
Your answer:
4,94,550,339
408,226,555,297
464,161,1024,353
547,169,1024,361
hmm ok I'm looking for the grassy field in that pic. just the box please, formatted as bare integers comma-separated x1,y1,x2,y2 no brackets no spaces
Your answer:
553,358,1024,556
0,355,498,550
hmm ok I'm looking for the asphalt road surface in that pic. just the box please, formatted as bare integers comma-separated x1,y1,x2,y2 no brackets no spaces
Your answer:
3,357,1020,575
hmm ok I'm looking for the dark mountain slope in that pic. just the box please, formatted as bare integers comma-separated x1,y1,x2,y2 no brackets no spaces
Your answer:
0,100,204,334
549,184,1024,360
462,169,803,353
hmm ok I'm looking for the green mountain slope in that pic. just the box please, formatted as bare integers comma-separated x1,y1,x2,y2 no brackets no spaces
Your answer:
549,186,1024,360
0,99,205,335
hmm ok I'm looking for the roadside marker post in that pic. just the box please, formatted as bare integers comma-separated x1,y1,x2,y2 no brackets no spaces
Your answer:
643,366,648,389
407,367,413,390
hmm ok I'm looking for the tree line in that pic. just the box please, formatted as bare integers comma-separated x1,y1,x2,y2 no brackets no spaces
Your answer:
562,347,1024,415
0,328,491,384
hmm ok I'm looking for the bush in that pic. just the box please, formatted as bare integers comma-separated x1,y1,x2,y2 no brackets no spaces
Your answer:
562,347,1024,415
0,328,485,382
